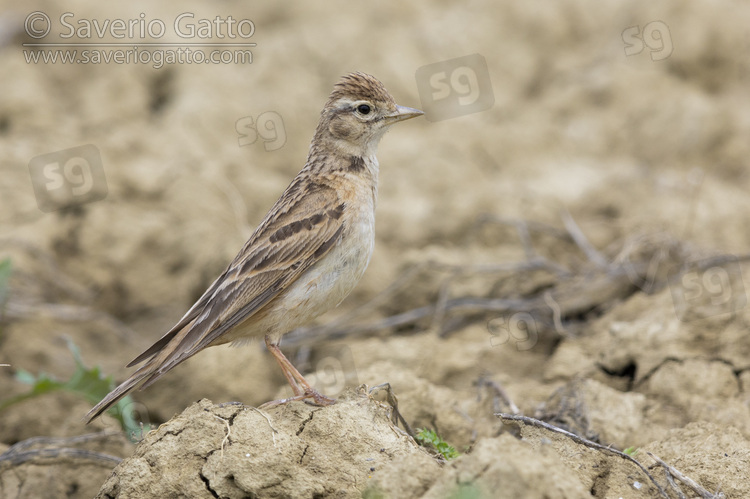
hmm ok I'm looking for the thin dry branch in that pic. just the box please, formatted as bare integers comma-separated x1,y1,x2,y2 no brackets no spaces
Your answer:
479,378,520,415
542,290,567,336
427,257,571,278
283,212,750,351
476,215,570,241
663,469,688,499
1,431,121,454
498,413,668,498
683,252,750,273
0,447,122,467
647,451,725,499
0,431,124,467
284,257,571,347
368,382,415,438
431,271,457,332
560,209,608,268
286,267,635,346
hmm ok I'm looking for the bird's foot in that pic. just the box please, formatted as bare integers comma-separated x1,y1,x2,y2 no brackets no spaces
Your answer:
304,388,336,406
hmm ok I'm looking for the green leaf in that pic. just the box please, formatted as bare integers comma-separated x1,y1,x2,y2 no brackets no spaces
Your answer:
14,369,36,385
0,338,150,439
415,428,460,460
449,483,483,499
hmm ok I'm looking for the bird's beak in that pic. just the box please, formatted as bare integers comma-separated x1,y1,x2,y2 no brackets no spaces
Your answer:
385,105,424,124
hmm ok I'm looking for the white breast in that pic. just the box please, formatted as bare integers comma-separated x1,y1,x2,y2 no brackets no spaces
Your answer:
287,180,375,313
259,156,378,342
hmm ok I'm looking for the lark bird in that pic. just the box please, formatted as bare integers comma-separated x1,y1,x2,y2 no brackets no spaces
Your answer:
85,72,422,422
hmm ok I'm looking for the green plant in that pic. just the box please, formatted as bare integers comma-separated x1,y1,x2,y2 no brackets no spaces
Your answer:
624,446,639,456
449,483,483,499
0,338,149,439
415,428,460,460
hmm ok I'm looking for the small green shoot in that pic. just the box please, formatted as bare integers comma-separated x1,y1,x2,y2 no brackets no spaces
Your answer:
449,483,483,499
415,428,460,460
624,446,639,456
0,338,149,439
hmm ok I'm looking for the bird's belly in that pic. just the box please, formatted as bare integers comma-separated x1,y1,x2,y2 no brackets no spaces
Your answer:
291,219,374,312
255,213,375,342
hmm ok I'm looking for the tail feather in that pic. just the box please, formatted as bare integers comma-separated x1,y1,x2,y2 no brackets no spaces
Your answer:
83,366,152,423
85,319,203,423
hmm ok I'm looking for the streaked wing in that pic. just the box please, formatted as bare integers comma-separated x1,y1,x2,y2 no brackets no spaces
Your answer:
133,178,346,385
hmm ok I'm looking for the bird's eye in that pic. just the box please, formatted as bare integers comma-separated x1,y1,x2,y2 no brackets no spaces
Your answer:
357,104,371,115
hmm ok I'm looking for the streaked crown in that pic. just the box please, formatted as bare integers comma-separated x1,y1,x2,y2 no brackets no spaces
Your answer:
325,72,397,109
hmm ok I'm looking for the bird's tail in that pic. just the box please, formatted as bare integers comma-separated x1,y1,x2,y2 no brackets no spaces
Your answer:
84,315,204,424
83,365,153,423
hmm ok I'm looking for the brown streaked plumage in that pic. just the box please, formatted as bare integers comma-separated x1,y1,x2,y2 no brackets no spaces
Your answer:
85,72,422,423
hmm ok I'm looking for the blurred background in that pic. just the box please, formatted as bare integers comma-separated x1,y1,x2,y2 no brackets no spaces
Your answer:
2,1,750,497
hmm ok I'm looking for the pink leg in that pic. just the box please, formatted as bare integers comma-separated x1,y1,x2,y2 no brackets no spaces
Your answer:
262,335,336,408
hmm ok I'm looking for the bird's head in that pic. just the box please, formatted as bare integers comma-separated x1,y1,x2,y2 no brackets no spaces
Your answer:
315,72,423,157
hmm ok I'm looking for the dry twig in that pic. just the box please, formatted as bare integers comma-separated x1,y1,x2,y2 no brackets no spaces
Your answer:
281,212,750,355
0,447,122,467
560,209,608,268
498,413,668,498
368,382,415,438
0,431,123,467
647,451,725,499
479,377,520,415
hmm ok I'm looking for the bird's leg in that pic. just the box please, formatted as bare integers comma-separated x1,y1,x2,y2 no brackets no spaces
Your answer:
266,340,305,397
262,335,336,407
